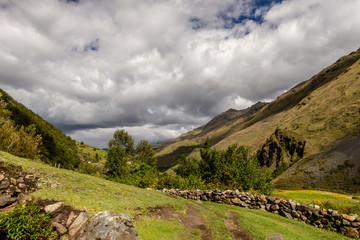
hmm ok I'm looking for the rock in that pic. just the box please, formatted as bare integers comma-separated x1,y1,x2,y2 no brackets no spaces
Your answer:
320,209,328,215
343,214,357,222
259,195,267,202
0,180,10,189
60,236,69,240
53,222,67,235
271,204,280,211
231,198,242,205
0,195,16,207
16,193,28,204
17,177,24,183
44,202,63,213
68,212,89,237
0,174,5,181
343,219,350,226
280,209,293,219
332,210,340,217
66,211,76,227
25,174,34,179
75,211,138,240
268,197,276,203
266,233,285,240
291,210,300,218
0,203,17,214
341,227,359,238
10,178,17,185
352,222,360,227
18,183,26,189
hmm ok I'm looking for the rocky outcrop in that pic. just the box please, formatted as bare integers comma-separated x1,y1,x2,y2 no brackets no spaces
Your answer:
257,128,306,171
157,188,360,239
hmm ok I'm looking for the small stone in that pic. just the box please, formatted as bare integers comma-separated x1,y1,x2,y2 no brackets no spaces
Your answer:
0,203,17,214
343,214,357,222
0,180,10,189
10,178,16,185
68,212,90,237
44,202,63,213
271,204,280,211
25,174,34,179
266,233,285,240
343,219,351,226
341,227,359,238
17,177,24,183
351,222,360,227
0,195,16,207
0,174,5,182
332,210,340,217
231,198,242,205
18,183,26,189
52,222,67,235
320,209,328,215
259,195,267,202
66,211,76,228
16,193,27,204
291,210,300,218
60,236,69,240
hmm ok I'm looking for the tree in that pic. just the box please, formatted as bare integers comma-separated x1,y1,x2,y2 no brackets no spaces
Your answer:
174,155,200,178
135,140,157,166
105,129,135,177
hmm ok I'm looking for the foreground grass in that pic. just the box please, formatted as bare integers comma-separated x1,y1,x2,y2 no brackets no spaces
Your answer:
273,189,360,215
0,151,351,239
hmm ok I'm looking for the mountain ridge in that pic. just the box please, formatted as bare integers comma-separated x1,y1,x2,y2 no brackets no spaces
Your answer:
155,48,360,192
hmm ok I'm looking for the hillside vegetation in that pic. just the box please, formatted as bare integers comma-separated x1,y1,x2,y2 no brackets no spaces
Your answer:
0,89,80,169
155,48,360,193
0,151,351,240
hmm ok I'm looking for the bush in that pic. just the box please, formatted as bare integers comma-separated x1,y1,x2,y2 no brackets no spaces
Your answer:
0,203,55,240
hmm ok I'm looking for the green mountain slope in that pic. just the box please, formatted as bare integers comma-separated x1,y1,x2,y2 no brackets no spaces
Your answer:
155,48,360,192
0,151,350,240
0,89,80,169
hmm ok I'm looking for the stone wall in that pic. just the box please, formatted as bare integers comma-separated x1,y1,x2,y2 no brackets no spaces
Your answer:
159,188,360,239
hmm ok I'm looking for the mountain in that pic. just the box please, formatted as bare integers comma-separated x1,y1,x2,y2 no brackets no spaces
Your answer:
155,48,360,192
0,88,80,169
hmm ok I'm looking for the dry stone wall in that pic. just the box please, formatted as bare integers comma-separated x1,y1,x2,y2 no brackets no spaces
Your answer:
158,188,360,239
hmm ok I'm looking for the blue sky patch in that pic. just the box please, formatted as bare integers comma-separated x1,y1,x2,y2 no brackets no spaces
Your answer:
84,39,100,52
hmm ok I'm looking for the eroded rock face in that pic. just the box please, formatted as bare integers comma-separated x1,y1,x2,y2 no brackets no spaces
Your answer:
75,211,138,240
257,128,306,170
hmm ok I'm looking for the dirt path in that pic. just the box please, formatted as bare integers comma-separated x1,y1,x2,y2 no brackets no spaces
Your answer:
148,204,212,240
223,211,251,240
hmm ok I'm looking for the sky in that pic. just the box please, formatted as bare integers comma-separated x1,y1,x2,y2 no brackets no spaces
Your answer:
0,0,359,148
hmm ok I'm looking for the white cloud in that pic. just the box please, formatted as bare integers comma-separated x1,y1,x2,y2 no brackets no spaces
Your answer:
0,0,359,147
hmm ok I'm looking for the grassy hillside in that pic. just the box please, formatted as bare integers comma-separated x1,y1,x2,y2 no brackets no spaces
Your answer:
0,151,351,240
0,89,80,169
155,49,360,192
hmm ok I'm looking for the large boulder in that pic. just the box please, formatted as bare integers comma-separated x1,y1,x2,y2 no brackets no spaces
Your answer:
74,211,138,240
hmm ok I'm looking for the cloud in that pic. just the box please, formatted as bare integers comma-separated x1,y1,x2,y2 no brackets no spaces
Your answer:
0,0,359,148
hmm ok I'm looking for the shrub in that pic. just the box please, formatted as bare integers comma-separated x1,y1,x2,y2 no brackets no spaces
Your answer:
0,203,55,240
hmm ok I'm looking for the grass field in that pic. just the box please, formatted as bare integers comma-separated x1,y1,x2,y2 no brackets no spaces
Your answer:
0,151,352,240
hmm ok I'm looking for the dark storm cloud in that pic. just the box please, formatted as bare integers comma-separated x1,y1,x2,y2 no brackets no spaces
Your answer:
0,0,359,148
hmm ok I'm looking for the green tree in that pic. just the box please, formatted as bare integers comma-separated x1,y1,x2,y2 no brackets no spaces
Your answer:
174,155,200,178
135,140,157,166
105,129,135,177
